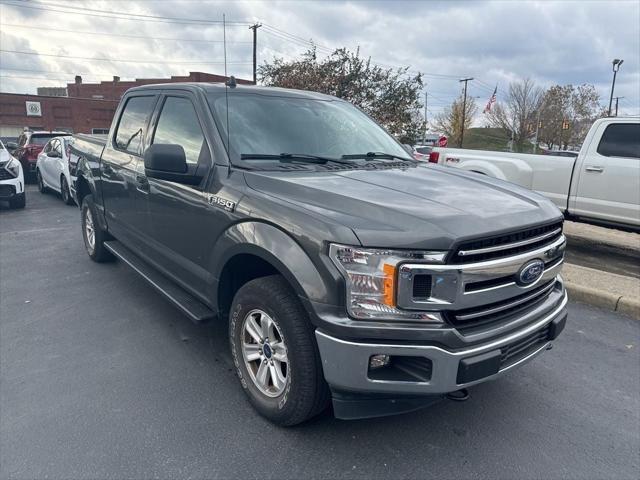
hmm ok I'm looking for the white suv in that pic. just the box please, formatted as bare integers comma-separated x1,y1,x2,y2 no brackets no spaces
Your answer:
0,139,25,209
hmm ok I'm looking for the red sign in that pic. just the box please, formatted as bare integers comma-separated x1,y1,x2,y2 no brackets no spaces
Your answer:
437,136,448,147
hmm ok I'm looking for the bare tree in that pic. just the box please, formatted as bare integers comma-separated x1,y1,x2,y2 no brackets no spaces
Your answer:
433,93,477,147
537,84,604,150
486,78,542,152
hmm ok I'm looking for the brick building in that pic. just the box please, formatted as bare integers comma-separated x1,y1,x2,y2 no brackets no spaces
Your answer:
67,71,252,101
0,71,251,140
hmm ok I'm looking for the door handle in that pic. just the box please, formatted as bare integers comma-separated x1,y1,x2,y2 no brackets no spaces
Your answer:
136,175,149,192
585,166,604,173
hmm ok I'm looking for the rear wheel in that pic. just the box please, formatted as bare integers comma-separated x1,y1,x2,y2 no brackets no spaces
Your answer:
81,194,113,262
60,176,74,205
229,275,329,426
36,169,46,193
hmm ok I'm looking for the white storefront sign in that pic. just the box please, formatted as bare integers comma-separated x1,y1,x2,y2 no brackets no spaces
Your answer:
26,101,42,117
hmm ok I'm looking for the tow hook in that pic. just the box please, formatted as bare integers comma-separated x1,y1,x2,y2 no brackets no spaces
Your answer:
446,388,470,402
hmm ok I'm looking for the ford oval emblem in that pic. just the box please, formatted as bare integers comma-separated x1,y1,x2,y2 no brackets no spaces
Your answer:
516,259,545,286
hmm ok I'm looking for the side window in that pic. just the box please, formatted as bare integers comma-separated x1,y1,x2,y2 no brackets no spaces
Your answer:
152,97,207,166
597,123,640,159
54,139,63,156
43,140,53,153
114,96,155,155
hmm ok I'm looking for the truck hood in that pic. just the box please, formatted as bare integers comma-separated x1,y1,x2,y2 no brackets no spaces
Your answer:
244,164,562,250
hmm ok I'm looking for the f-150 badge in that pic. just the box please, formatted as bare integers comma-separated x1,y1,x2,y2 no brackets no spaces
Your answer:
208,194,236,212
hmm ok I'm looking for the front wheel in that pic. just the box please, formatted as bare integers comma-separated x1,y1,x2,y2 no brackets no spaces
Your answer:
81,194,113,262
9,192,25,209
229,275,329,426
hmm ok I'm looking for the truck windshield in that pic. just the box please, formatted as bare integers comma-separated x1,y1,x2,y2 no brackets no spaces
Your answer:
30,134,59,146
208,92,411,165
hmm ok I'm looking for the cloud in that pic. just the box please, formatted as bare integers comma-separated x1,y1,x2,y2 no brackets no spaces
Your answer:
1,0,638,116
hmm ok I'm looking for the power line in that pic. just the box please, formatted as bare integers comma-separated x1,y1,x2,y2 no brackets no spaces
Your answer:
0,48,252,65
1,23,253,44
1,0,252,25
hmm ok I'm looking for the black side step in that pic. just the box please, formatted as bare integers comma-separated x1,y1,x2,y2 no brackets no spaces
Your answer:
104,240,216,323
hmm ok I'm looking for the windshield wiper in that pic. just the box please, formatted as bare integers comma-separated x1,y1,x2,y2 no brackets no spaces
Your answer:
341,152,413,162
241,153,352,165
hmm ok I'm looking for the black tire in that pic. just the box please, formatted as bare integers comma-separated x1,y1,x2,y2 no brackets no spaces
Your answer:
229,275,330,426
60,176,74,205
36,169,46,193
81,194,113,262
9,192,26,209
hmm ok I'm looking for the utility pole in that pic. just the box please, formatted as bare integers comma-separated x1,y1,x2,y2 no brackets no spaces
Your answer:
423,91,427,143
614,96,624,116
458,77,473,148
608,59,623,116
249,23,262,85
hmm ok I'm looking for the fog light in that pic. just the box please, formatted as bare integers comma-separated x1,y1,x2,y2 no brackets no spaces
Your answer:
369,354,391,369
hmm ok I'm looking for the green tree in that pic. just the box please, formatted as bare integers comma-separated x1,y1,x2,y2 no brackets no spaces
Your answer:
259,47,425,143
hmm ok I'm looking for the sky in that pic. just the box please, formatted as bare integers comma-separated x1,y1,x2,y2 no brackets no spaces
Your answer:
1,0,639,120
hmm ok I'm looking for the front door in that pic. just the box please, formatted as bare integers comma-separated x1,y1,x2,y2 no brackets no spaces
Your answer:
142,94,216,298
573,122,640,225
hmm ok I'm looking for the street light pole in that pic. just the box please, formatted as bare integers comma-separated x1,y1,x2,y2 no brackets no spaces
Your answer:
459,77,473,148
424,91,428,143
614,96,624,116
249,23,262,85
608,59,624,116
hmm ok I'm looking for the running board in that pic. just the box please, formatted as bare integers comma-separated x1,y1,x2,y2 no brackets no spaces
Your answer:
104,240,216,323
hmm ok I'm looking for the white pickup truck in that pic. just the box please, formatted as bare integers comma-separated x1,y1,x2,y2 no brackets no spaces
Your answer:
430,117,640,230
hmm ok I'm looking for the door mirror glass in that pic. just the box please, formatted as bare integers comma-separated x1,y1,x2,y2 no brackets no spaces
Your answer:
6,142,17,150
46,150,61,158
144,144,202,185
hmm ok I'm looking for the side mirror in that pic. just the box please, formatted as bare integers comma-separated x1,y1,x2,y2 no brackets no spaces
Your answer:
47,150,61,158
6,142,17,151
144,144,201,185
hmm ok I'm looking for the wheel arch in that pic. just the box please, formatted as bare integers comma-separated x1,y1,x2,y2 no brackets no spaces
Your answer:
211,222,332,318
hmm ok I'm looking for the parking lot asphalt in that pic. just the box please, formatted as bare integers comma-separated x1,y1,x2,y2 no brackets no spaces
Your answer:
1,186,639,480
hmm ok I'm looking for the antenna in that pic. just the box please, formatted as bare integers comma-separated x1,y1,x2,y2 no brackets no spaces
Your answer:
223,13,231,160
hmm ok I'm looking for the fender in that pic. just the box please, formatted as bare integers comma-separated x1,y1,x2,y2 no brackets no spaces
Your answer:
75,153,108,231
209,221,335,306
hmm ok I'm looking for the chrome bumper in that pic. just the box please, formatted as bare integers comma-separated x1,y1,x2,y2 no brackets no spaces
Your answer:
316,289,568,395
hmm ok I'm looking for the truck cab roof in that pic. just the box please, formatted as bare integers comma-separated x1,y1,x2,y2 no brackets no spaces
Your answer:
125,82,339,101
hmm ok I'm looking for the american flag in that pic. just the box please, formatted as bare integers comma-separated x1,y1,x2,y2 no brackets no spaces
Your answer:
483,86,497,114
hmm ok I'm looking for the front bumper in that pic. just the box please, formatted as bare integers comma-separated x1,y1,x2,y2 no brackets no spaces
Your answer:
316,289,567,395
0,176,25,198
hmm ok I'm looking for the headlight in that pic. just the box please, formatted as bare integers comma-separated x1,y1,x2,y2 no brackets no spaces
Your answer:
329,244,446,322
5,158,20,178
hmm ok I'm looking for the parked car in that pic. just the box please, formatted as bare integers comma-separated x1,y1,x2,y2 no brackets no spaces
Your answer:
0,139,26,208
431,117,640,230
35,135,75,205
412,144,433,161
71,83,567,425
11,130,68,181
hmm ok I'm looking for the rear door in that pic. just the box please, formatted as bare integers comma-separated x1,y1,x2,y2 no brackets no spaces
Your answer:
101,94,158,247
38,140,55,186
141,93,215,295
572,122,640,226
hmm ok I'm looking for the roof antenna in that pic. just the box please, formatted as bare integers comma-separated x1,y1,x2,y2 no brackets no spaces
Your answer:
223,13,232,165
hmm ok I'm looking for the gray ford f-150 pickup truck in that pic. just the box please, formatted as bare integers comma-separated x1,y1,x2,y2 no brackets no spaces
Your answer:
71,82,568,425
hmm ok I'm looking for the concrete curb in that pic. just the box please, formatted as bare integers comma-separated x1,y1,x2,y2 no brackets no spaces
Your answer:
563,264,640,320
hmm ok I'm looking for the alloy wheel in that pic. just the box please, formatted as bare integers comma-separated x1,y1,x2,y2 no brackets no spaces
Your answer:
241,309,289,397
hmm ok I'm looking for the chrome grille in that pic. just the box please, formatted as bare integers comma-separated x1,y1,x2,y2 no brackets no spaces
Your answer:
450,280,557,331
452,222,564,263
